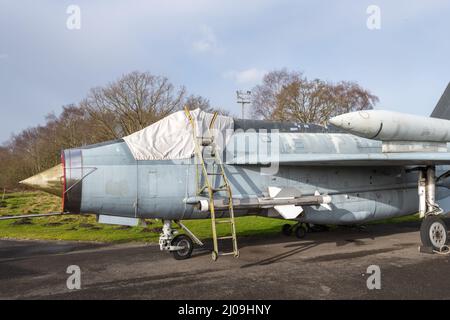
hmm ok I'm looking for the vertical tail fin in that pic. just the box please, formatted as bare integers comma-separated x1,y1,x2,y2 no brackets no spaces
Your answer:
431,82,450,120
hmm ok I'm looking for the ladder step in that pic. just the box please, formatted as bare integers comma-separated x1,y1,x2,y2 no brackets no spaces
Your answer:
207,172,222,175
219,252,236,256
216,219,233,224
217,236,234,240
200,185,227,192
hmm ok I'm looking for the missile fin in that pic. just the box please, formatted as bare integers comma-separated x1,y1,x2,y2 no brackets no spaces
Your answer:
268,186,282,198
274,205,303,219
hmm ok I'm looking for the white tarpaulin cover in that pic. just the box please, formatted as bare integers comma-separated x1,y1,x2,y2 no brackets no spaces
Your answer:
123,108,234,160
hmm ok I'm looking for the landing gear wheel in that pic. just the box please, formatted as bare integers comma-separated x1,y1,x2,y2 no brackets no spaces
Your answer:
211,250,218,261
282,224,293,236
171,234,194,260
420,216,448,251
294,225,307,239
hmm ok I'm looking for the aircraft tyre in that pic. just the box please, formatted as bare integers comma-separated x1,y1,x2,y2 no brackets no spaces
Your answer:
171,234,194,260
282,224,293,236
294,225,306,239
420,216,448,251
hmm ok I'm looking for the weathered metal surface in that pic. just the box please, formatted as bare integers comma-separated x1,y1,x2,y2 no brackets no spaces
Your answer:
233,118,341,133
382,141,448,153
19,101,450,227
47,138,450,225
231,153,450,166
97,215,140,226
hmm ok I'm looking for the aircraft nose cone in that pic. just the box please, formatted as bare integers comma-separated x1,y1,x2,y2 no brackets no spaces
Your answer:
20,164,63,197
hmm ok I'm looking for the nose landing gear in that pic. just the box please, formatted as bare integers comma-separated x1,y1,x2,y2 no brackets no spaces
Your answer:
171,234,194,260
159,220,203,260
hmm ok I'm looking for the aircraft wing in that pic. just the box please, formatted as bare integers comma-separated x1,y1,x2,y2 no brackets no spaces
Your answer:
228,152,450,166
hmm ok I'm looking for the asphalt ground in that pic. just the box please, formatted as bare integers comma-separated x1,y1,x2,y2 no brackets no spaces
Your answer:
1,220,450,300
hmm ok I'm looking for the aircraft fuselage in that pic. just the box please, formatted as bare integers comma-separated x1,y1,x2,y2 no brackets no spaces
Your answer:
62,140,450,225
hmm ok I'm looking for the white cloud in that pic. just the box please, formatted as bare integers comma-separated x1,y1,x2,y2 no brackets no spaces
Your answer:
191,25,220,54
224,68,267,86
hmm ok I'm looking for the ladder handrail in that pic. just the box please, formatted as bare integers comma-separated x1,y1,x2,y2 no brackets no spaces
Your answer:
212,144,238,256
183,107,239,260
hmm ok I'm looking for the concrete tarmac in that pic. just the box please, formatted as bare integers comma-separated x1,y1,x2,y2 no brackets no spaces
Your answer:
1,220,450,299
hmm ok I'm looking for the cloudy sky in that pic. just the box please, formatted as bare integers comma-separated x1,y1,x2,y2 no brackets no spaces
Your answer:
1,0,449,142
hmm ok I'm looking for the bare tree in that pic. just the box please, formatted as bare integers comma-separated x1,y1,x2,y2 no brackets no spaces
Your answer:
185,94,230,116
81,71,186,139
252,69,378,125
0,146,11,189
49,105,96,147
251,69,302,120
1,70,224,188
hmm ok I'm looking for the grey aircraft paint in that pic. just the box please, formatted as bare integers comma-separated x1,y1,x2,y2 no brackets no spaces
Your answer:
14,82,450,259
61,130,450,225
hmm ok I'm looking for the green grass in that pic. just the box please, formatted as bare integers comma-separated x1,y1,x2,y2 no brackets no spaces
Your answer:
368,213,420,225
0,191,420,243
0,191,294,243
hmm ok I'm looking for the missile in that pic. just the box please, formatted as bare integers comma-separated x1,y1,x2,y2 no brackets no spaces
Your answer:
185,187,333,220
329,110,450,142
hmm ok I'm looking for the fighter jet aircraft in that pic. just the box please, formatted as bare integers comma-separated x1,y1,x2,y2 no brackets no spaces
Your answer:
7,83,450,260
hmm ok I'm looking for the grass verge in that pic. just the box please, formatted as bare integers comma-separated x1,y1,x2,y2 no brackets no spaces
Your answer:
0,191,294,243
0,191,420,243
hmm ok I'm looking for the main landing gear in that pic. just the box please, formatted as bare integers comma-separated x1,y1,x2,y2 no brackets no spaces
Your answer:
282,222,330,239
282,223,308,239
420,216,448,251
417,166,449,253
159,220,203,260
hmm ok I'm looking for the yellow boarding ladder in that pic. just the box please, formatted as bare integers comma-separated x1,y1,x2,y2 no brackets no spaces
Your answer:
184,107,239,261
